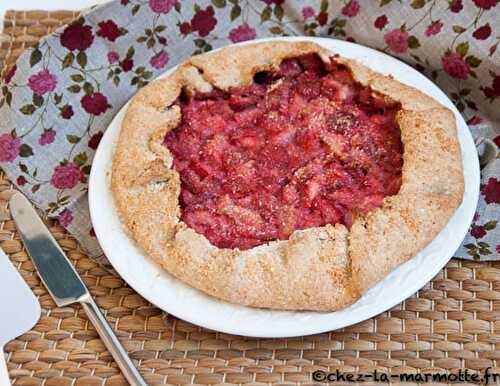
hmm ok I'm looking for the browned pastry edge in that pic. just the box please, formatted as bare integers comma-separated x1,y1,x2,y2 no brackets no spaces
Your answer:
111,41,464,311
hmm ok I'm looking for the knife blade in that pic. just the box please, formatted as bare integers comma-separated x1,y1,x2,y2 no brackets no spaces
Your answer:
9,192,147,386
8,193,86,307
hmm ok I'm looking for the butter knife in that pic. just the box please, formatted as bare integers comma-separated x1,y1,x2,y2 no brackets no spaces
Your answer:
9,192,147,386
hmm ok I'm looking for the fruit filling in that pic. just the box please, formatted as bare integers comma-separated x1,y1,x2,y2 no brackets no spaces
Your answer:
164,54,403,250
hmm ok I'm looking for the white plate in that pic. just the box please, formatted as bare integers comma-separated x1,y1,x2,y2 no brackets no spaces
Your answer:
89,37,480,338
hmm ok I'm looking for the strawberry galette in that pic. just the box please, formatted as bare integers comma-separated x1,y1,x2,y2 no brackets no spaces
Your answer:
112,41,464,311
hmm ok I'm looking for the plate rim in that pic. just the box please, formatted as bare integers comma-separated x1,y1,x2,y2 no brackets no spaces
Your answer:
89,36,480,338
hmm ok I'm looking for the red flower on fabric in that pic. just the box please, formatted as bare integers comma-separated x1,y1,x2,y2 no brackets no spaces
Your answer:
495,135,500,147
5,64,16,84
0,134,20,163
19,164,28,173
191,6,217,37
493,76,500,96
51,163,82,189
58,209,73,227
374,15,388,30
97,20,123,42
467,116,483,125
473,0,497,9
384,28,409,53
88,131,104,150
150,51,169,69
484,87,496,98
61,104,74,119
449,0,463,12
179,22,191,34
425,21,443,36
16,176,26,186
442,53,470,80
229,24,257,43
481,177,500,204
120,58,134,72
470,225,487,239
28,69,57,96
497,245,500,254
473,24,492,40
39,129,56,146
260,0,284,4
341,0,360,17
60,23,94,51
317,12,328,26
81,93,109,116
149,0,177,13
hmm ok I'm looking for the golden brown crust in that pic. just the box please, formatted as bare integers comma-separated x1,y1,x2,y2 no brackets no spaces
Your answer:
111,41,464,311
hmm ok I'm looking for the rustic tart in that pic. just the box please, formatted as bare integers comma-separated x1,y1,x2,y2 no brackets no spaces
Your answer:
111,41,464,311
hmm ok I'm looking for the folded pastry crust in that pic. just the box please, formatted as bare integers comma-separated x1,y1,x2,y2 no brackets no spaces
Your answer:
111,41,464,311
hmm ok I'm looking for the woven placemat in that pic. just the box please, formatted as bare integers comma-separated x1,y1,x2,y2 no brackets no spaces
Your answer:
2,9,500,386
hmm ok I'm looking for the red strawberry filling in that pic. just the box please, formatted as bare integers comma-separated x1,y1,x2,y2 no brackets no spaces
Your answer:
164,54,403,250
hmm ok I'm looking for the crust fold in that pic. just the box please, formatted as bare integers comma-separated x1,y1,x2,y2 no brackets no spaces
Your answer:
112,41,464,311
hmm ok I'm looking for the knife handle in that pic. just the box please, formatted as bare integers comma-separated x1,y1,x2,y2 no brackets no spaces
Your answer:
0,347,11,386
80,296,147,386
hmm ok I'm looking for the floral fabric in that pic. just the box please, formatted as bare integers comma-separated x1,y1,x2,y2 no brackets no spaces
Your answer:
0,0,498,262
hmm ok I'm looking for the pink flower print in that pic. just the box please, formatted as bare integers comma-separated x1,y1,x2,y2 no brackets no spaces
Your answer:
384,28,409,53
302,6,315,19
50,163,82,189
425,21,443,36
0,133,21,163
108,51,120,64
58,209,73,227
150,51,169,69
28,69,57,96
341,0,360,17
441,53,470,80
39,129,56,146
149,0,177,14
473,212,480,222
229,24,257,43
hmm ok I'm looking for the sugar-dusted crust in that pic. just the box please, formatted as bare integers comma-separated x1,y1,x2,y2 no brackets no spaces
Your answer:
111,41,464,311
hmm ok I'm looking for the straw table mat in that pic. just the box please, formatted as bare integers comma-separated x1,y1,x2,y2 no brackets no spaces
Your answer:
1,9,500,386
